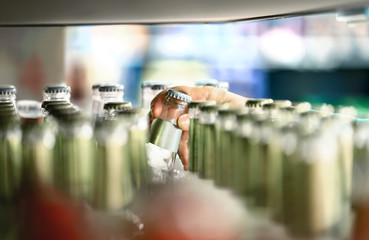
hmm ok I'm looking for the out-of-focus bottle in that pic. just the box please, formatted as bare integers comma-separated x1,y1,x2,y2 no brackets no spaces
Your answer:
233,112,253,204
91,83,103,117
215,109,239,188
97,84,124,117
43,85,71,102
245,98,273,114
281,111,342,239
0,86,21,203
321,106,356,239
259,102,295,221
18,100,55,189
148,89,191,176
103,102,132,120
116,109,149,191
188,100,216,173
41,85,71,118
352,118,369,240
198,104,219,179
92,119,133,211
0,85,16,107
141,81,168,110
53,113,94,202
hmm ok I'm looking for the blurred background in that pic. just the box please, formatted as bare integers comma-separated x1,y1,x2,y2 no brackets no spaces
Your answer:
1,12,369,109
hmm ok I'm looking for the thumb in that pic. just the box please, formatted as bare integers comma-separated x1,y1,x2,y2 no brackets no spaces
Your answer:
177,114,190,131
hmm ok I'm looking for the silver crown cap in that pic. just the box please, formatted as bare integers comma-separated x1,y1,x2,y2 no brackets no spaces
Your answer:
0,85,16,95
166,89,192,103
44,85,71,94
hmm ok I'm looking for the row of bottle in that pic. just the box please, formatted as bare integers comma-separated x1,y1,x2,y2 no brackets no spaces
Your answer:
0,84,149,213
188,98,364,239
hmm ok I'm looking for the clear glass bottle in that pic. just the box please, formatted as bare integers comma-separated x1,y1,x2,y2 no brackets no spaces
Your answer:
245,98,273,114
43,85,71,102
91,83,103,117
117,108,149,191
188,100,216,173
54,112,94,202
42,84,71,118
92,119,133,211
233,112,254,203
198,104,219,179
98,84,124,117
148,89,191,181
141,81,168,110
215,109,239,187
0,85,16,107
0,104,21,203
103,101,132,120
20,101,55,188
281,111,342,239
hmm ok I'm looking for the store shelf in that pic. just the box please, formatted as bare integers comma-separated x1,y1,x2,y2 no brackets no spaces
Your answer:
1,0,369,25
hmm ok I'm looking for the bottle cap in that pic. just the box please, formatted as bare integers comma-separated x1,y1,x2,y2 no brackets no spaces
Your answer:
103,102,132,111
141,81,168,90
44,85,71,94
92,83,102,90
99,84,124,92
151,84,168,91
0,85,16,95
166,89,192,103
263,100,292,109
245,98,273,107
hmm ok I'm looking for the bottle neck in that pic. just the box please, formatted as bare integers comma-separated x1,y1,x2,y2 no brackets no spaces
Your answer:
44,92,71,102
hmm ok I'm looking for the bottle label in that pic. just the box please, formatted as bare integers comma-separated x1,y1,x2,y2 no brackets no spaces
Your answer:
17,100,42,119
149,118,182,153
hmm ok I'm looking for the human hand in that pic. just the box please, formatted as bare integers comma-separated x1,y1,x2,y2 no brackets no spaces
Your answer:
150,85,249,170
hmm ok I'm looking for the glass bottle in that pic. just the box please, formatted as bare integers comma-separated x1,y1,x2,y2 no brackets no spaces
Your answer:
148,89,191,180
103,101,132,120
98,84,124,117
116,109,149,191
92,119,133,211
198,104,219,179
42,84,71,118
245,98,273,114
0,102,21,203
91,83,103,117
19,101,55,188
54,112,94,202
141,81,168,110
233,112,254,203
0,85,16,107
188,100,216,173
43,85,71,102
281,111,342,239
215,109,239,187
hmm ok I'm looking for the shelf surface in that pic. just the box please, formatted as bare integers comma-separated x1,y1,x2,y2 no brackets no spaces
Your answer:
1,0,369,25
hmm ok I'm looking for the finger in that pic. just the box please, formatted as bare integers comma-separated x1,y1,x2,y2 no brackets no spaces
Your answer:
177,114,190,131
150,89,167,119
178,130,189,171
